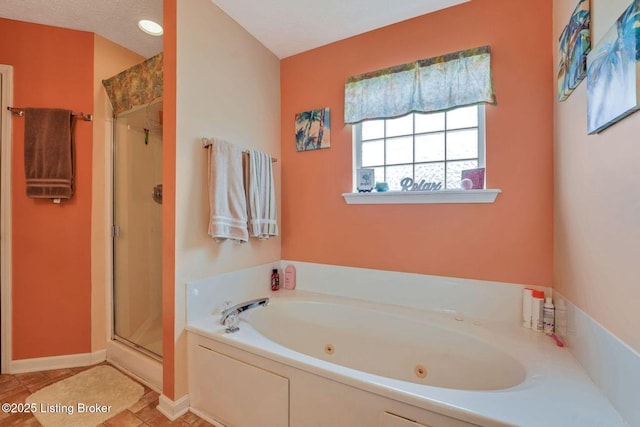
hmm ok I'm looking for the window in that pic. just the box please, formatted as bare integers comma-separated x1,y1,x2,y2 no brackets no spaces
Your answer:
354,105,485,191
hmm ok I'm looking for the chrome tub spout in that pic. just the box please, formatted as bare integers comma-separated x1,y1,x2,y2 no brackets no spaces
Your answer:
220,297,269,332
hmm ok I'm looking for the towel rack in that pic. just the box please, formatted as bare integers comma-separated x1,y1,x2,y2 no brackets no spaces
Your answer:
7,106,93,122
202,137,277,162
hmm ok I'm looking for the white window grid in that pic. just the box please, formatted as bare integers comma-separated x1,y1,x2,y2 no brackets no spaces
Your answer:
353,106,486,191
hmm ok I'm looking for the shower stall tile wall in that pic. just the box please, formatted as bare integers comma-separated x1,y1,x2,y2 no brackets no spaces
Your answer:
553,291,640,427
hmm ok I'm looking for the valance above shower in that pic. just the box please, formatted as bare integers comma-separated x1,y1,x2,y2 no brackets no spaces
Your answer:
102,52,163,115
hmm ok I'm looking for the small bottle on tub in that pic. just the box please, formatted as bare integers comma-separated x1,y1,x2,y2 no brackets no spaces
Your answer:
531,290,545,332
543,297,555,335
271,268,280,291
284,264,296,289
522,288,533,328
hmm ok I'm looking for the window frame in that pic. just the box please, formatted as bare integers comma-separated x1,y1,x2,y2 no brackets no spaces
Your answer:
346,104,500,205
352,105,486,192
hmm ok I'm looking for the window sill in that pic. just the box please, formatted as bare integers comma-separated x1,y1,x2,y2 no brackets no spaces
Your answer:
342,189,501,205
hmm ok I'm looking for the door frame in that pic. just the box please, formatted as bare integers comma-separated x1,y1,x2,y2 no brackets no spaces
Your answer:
0,64,14,373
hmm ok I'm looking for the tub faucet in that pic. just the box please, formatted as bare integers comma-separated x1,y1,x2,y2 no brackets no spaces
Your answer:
220,297,269,333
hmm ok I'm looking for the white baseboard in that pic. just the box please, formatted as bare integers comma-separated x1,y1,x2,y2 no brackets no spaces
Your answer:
157,393,190,421
9,349,106,374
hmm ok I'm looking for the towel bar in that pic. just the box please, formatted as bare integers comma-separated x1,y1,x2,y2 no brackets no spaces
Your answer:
201,137,277,162
7,106,93,122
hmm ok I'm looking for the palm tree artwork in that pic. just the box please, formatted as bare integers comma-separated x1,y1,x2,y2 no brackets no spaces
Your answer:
295,108,331,151
558,0,590,101
587,0,640,134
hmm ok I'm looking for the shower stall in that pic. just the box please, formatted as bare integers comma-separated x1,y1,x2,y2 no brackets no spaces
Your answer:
103,53,164,370
112,101,163,358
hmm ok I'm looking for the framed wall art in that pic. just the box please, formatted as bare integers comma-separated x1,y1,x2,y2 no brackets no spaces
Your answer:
587,1,640,134
295,107,331,151
558,0,591,101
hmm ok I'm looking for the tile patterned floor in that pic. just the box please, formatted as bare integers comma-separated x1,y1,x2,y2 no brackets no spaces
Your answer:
0,363,214,426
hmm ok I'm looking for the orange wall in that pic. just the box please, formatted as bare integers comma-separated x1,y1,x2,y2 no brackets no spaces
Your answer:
280,0,554,286
0,18,94,359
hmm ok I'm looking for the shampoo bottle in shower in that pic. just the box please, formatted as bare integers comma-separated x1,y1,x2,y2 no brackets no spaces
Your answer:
284,264,296,289
271,269,280,291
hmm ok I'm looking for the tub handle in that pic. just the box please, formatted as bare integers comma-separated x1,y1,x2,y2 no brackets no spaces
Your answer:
224,312,240,333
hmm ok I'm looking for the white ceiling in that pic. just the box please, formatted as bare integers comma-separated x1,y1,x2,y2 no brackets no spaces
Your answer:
0,0,468,59
0,0,163,58
211,0,469,58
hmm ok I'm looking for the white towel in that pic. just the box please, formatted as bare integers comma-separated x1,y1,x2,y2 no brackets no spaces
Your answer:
247,150,278,239
207,138,249,242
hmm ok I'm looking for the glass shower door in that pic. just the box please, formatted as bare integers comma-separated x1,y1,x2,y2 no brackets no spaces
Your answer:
113,101,163,358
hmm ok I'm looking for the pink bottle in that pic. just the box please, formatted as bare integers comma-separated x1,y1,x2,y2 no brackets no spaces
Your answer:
284,265,296,289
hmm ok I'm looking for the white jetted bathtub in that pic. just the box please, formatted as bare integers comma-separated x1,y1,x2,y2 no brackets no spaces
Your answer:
247,299,525,391
187,291,626,427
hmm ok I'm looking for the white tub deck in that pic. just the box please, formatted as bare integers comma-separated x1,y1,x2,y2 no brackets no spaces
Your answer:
187,290,627,427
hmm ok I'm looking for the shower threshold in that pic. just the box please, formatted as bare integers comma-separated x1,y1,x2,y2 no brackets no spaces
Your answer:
114,335,162,362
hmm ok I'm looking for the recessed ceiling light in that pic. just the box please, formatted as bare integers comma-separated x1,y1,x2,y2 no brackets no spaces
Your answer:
138,19,163,36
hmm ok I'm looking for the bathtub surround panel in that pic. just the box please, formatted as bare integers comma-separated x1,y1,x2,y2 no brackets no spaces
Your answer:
0,18,94,360
286,261,550,324
280,0,554,287
554,291,640,427
187,263,281,325
187,261,549,325
168,0,281,400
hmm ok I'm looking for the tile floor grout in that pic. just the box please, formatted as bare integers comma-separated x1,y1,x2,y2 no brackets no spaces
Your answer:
0,362,213,426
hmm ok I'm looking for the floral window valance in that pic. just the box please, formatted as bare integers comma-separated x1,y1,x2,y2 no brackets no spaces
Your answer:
102,53,163,116
344,46,496,124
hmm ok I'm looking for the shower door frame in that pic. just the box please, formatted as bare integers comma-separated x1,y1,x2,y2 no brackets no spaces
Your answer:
110,103,163,361
103,106,162,392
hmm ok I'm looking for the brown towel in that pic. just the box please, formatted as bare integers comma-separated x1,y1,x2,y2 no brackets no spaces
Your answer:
24,108,75,199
